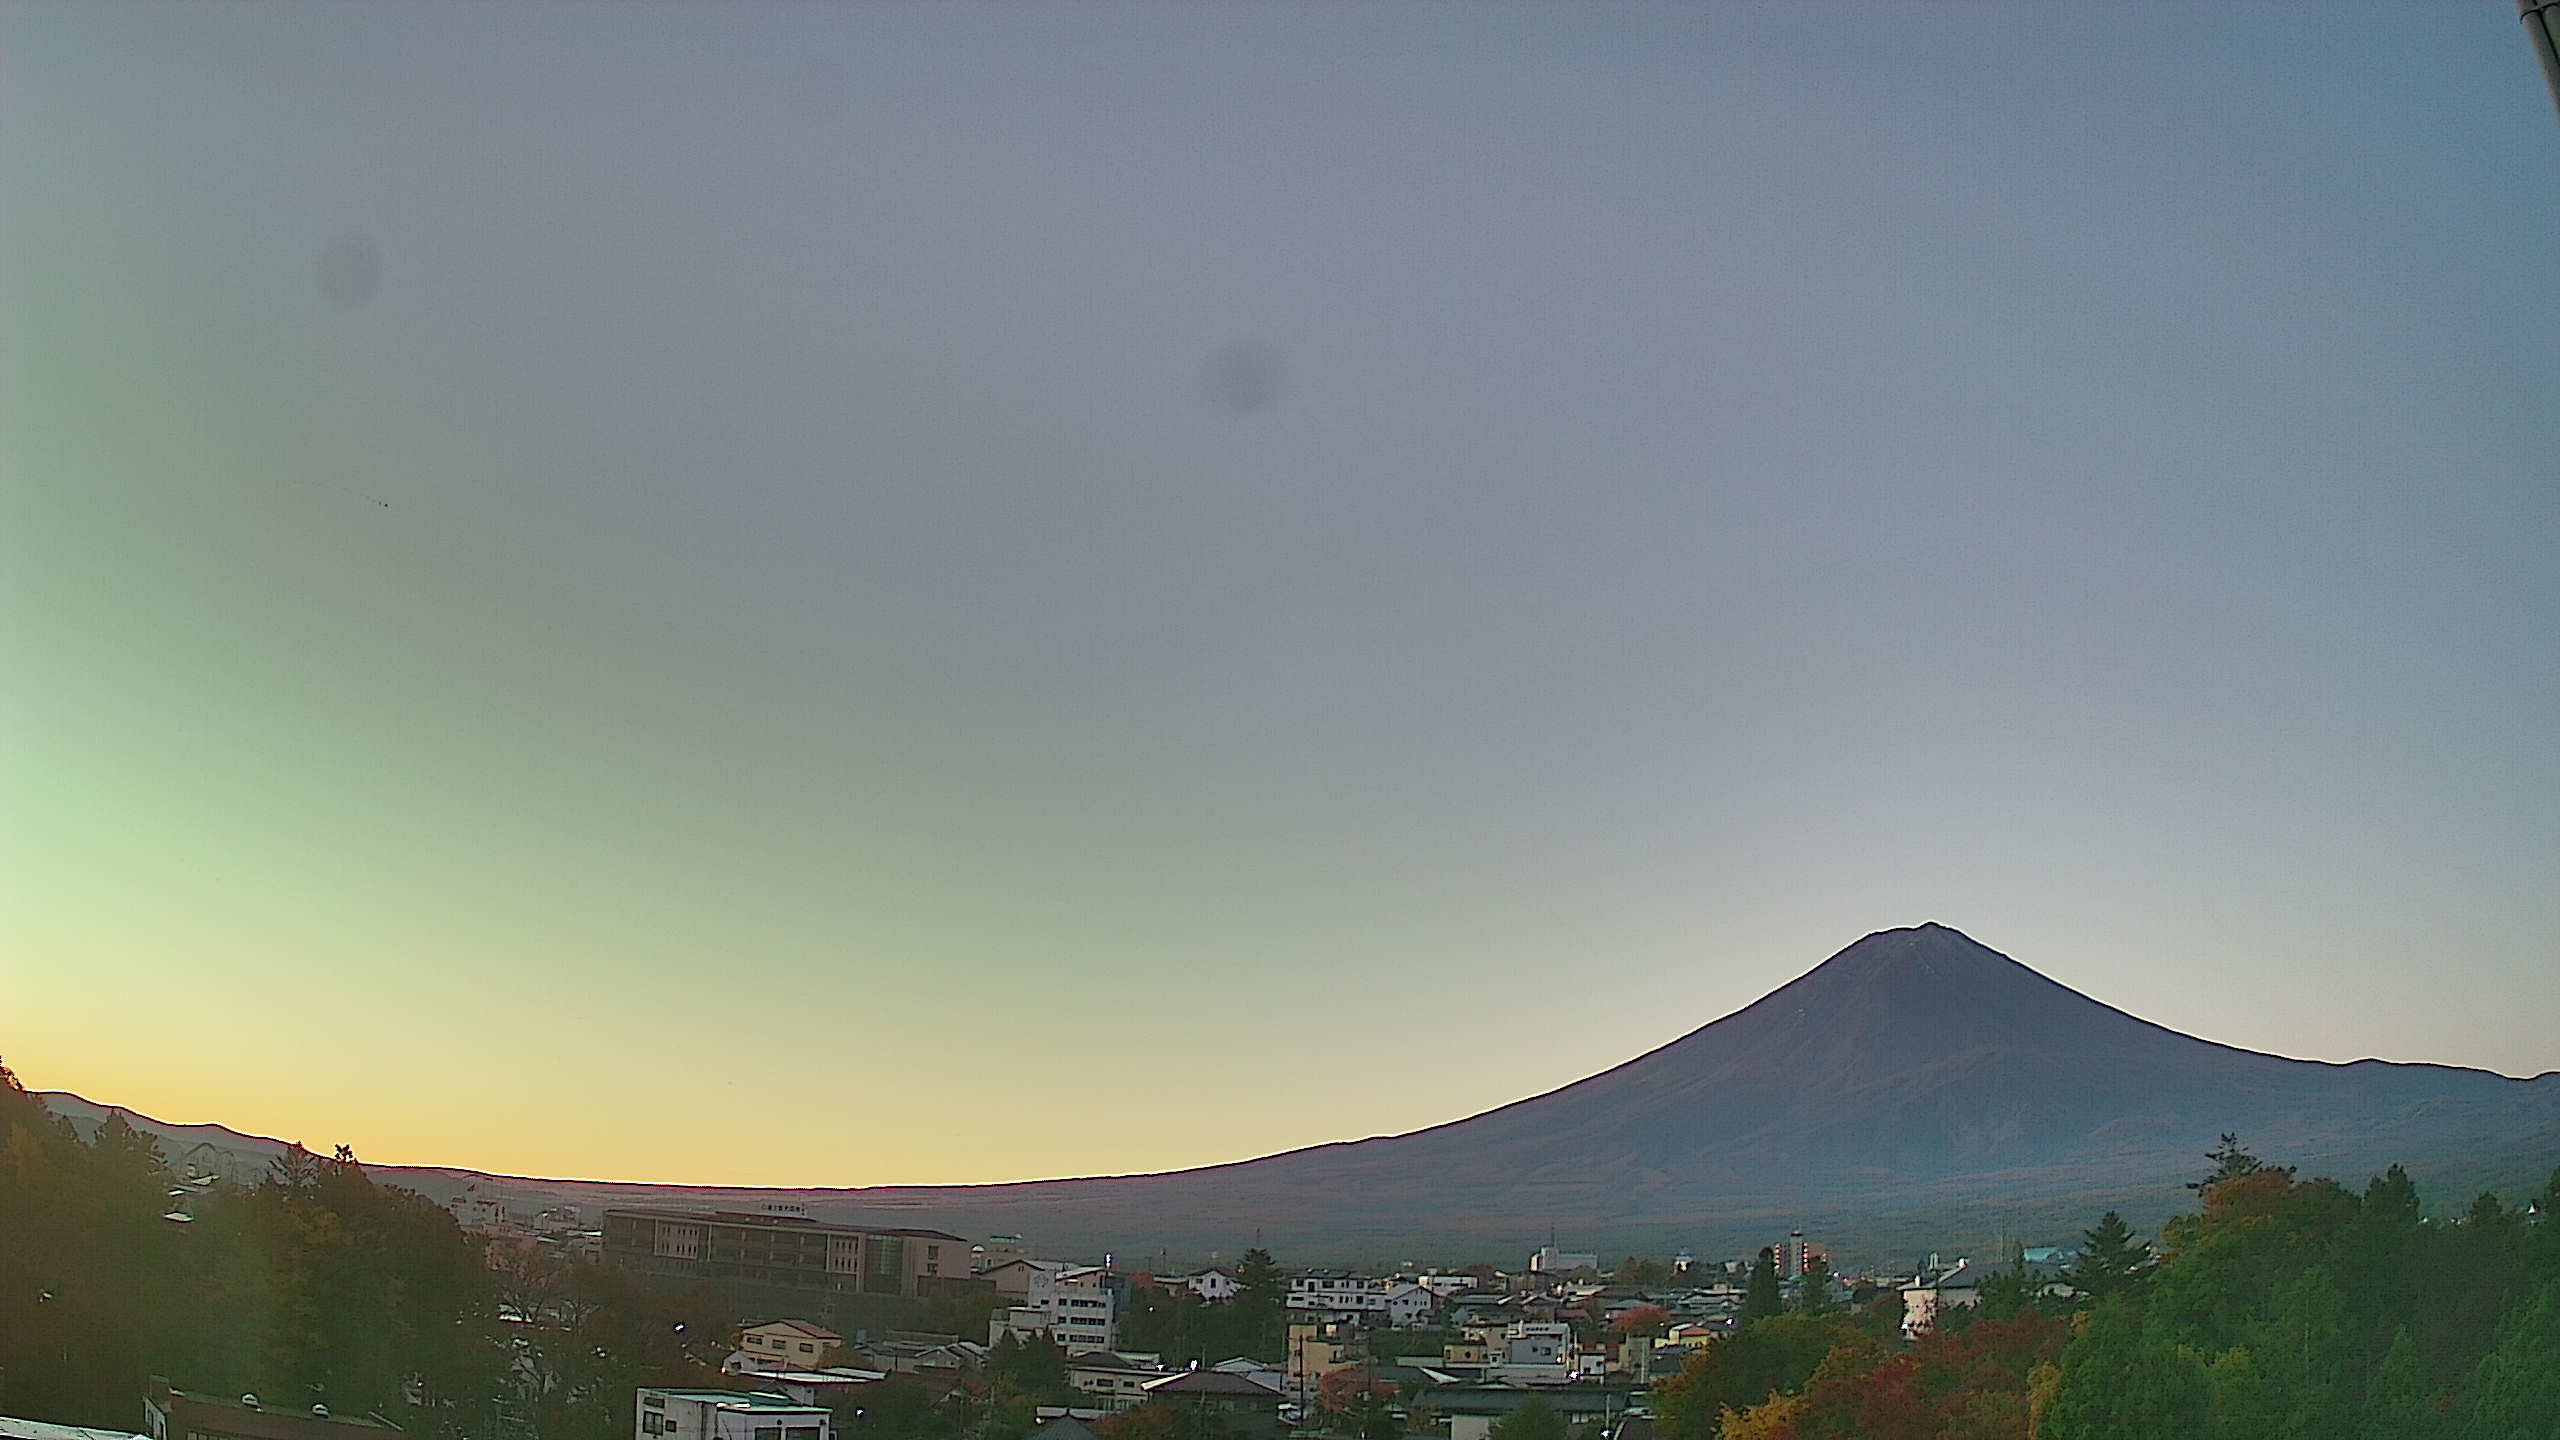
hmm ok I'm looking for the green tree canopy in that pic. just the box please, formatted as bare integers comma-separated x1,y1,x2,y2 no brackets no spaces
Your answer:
1488,1397,1566,1440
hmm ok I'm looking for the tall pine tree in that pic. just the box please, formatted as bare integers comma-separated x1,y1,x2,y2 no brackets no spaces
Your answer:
1740,1248,1784,1325
2066,1211,2155,1301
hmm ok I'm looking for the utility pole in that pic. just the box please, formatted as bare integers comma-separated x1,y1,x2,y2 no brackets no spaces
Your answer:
2525,0,2560,120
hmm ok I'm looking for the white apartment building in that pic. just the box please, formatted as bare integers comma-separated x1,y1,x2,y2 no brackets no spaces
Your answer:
1285,1276,1436,1326
1527,1248,1599,1274
1028,1265,1119,1352
636,1390,830,1440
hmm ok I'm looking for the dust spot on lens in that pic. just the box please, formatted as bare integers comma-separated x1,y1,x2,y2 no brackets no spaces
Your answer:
316,233,380,308
1202,339,1287,415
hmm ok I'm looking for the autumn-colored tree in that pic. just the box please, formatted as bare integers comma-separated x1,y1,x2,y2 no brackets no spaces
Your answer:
1317,1366,1398,1414
1611,1304,1673,1337
1717,1393,1804,1440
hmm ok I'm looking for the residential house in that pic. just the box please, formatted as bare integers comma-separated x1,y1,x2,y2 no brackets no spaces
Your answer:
1064,1354,1171,1410
1022,1420,1100,1440
1410,1274,1479,1297
979,1259,1062,1302
1136,1370,1283,1435
1901,1260,1986,1338
1502,1323,1572,1366
735,1321,843,1372
846,1335,984,1399
1162,1269,1239,1303
634,1391,828,1440
1284,1327,1357,1387
1207,1358,1285,1393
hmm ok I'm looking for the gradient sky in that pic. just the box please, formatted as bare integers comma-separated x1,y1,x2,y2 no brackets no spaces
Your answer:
4,3,2556,1188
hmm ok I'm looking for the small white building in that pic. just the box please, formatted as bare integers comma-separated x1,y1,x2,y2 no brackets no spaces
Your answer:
636,1390,830,1440
1528,1248,1599,1275
1901,1260,1985,1338
1164,1269,1240,1303
1410,1274,1479,1297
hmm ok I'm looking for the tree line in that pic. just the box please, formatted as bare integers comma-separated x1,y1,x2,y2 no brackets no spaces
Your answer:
1653,1135,2560,1439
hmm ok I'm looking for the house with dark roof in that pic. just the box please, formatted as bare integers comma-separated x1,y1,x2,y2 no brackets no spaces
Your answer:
1065,1353,1173,1409
1137,1369,1284,1434
1024,1419,1102,1440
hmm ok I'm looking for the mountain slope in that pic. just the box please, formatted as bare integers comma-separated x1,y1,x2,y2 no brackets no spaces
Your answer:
43,924,2560,1260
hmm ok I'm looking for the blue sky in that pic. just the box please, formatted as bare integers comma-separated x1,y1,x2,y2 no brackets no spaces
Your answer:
4,3,2555,1184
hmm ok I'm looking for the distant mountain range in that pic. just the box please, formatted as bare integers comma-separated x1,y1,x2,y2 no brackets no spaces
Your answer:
43,924,2560,1265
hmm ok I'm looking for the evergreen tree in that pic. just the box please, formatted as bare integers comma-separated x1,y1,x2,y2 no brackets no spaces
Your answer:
1795,1253,1836,1316
2066,1211,2155,1301
2189,1133,2290,1194
1232,1247,1285,1361
2463,1281,2560,1440
1487,1398,1564,1440
2358,1328,2440,1440
2364,1164,2421,1225
1740,1248,1784,1325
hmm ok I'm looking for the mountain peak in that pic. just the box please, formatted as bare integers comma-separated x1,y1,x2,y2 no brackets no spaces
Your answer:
1740,922,2095,1056
1796,921,2025,987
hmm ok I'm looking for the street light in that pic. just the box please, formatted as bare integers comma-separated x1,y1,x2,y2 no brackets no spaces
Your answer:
2525,0,2560,121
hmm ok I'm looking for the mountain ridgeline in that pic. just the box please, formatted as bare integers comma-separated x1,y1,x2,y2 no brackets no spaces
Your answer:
45,924,2560,1260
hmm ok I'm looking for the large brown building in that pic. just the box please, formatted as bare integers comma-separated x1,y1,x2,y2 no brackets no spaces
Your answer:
602,1208,972,1297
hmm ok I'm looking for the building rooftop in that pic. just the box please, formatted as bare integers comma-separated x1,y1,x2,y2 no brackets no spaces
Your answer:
2,1419,153,1440
150,1382,401,1440
645,1391,827,1412
749,1320,844,1342
1140,1371,1283,1398
604,1209,969,1244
